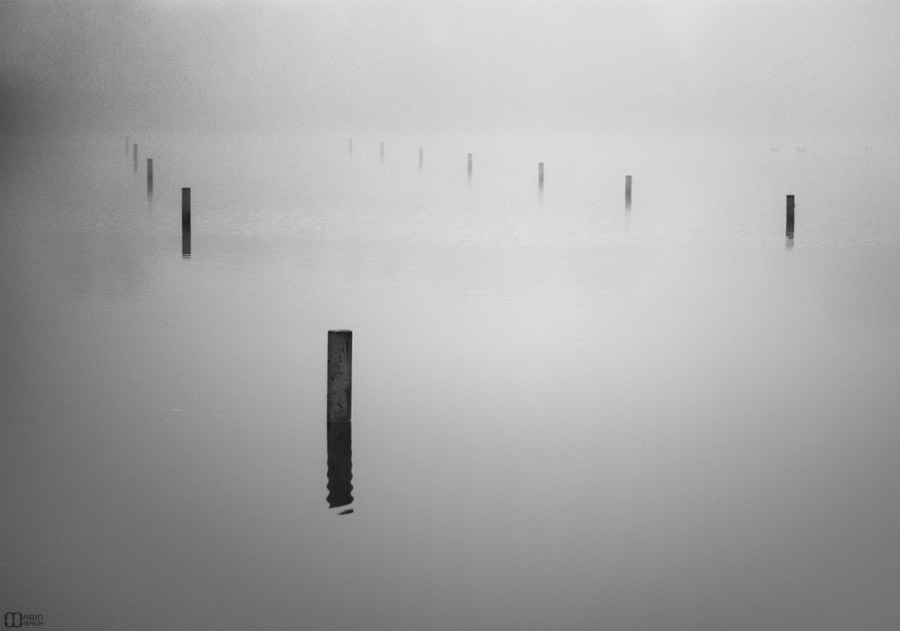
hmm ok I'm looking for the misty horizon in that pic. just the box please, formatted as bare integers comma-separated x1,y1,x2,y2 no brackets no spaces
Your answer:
2,1,900,138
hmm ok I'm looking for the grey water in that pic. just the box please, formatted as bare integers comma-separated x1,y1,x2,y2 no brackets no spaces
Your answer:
3,130,900,630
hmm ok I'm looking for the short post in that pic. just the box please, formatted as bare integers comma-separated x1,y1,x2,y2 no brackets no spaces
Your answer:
182,187,191,229
146,158,153,198
538,162,544,191
625,175,632,208
327,330,352,422
467,153,473,179
419,147,423,169
133,144,138,173
380,142,384,162
786,194,795,241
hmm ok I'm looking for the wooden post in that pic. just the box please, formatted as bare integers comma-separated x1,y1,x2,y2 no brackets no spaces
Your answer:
182,187,191,229
419,147,423,169
133,144,138,173
380,142,384,162
467,153,473,179
625,175,632,208
786,194,795,242
147,158,153,198
126,136,129,155
327,330,352,422
538,162,544,190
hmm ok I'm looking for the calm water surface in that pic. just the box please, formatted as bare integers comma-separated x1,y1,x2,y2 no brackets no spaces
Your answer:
2,132,900,630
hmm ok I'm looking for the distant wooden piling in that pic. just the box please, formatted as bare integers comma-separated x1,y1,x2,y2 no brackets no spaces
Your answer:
786,195,795,241
181,187,192,257
467,153,473,179
126,136,129,155
146,158,153,198
133,144,138,173
419,147,423,169
327,330,352,423
182,187,191,229
380,142,384,162
625,175,632,208
538,162,544,190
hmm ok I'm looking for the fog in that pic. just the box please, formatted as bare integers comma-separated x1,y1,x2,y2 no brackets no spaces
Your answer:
3,2,900,631
2,0,900,137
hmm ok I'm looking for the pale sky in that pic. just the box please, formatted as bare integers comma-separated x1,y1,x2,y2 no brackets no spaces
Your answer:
1,0,899,137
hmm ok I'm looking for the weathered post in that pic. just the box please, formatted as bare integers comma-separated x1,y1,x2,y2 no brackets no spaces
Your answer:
467,153,473,180
133,144,138,173
126,136,129,155
380,142,384,162
625,175,632,208
326,329,353,512
327,330,352,423
182,187,191,229
147,158,153,198
538,162,544,191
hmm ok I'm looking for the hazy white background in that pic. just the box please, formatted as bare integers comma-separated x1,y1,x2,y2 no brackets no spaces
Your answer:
2,0,899,139
2,2,900,631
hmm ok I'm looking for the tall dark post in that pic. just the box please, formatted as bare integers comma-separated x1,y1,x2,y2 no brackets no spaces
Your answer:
327,330,352,422
419,147,423,169
147,158,153,198
467,153,473,180
786,194,795,245
133,144,138,173
538,162,544,192
380,142,384,162
326,329,353,512
625,175,632,208
182,187,191,229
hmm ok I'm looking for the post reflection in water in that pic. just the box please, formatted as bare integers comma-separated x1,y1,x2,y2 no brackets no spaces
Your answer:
181,227,191,259
326,421,353,513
